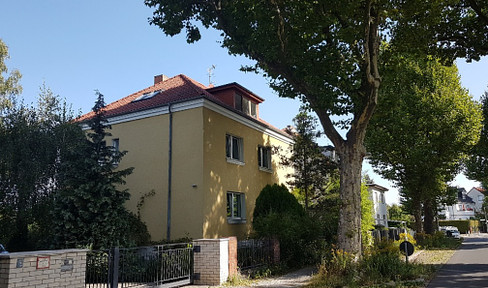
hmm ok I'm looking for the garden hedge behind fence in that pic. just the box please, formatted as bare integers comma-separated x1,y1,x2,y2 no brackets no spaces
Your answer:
439,220,480,234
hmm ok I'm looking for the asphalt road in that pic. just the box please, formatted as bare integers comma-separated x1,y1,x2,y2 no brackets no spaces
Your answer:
428,233,488,288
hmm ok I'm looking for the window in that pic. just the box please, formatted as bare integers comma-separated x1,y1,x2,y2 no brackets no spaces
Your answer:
112,139,120,165
478,195,484,202
227,192,246,224
258,146,272,170
234,93,257,118
132,89,162,102
226,134,244,163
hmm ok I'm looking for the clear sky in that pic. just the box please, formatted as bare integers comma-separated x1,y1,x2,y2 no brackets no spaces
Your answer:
2,1,487,204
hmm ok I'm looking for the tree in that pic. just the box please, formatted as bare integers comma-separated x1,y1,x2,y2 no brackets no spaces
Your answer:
0,86,77,251
365,54,482,233
145,0,488,255
146,0,383,256
391,0,488,62
466,90,488,187
282,107,337,210
0,39,22,113
52,92,143,249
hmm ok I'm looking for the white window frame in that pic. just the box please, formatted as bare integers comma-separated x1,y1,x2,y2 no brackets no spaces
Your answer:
112,138,120,166
227,192,246,224
258,146,272,171
226,134,244,164
234,93,257,118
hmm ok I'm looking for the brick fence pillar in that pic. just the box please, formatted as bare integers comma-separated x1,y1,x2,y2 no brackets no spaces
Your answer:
192,238,229,286
228,237,237,277
271,237,280,264
0,249,87,288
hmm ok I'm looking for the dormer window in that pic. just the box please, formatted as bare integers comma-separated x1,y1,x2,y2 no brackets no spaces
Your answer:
234,93,257,118
133,90,162,102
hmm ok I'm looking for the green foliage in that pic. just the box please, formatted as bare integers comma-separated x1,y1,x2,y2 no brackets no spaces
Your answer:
253,184,305,219
466,91,488,186
313,242,431,287
361,180,375,249
390,0,488,62
0,39,22,112
51,91,148,249
0,86,79,251
253,184,320,266
281,107,338,210
308,175,341,245
366,53,483,233
415,231,462,249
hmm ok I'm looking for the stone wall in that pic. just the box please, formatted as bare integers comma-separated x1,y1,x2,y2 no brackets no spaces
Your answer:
0,249,87,288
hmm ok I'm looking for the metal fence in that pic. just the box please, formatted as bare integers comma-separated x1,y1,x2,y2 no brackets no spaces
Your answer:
237,238,274,270
85,243,193,288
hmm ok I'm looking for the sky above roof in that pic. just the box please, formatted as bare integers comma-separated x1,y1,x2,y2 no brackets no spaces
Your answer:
2,1,487,204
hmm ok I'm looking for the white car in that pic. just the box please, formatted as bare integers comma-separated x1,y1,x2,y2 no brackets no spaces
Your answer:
446,229,461,239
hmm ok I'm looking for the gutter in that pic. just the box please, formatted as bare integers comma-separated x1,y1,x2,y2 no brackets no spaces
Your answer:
166,104,173,241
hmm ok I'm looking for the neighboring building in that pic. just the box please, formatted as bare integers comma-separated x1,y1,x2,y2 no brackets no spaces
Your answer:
467,187,486,213
367,183,389,227
78,74,293,241
439,188,476,220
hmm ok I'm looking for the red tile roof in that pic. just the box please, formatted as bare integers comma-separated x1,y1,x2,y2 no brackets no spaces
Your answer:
77,74,219,121
77,74,291,139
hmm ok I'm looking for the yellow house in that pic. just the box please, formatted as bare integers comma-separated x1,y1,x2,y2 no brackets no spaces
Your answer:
79,74,293,241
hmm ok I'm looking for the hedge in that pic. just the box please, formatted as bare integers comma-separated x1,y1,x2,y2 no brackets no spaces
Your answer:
439,220,480,234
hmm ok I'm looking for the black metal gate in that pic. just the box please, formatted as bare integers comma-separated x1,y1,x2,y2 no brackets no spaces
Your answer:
85,243,193,288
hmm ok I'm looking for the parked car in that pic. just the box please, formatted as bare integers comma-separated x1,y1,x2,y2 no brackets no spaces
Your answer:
446,228,461,239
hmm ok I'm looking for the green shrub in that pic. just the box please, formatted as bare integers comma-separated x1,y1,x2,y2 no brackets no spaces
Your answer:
415,231,461,249
253,184,320,266
253,184,305,218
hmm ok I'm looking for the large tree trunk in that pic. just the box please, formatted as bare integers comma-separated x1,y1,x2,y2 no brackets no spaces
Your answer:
336,143,365,256
413,200,423,233
423,198,435,234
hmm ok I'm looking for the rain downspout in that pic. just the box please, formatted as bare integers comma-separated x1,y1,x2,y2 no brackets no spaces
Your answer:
166,104,173,241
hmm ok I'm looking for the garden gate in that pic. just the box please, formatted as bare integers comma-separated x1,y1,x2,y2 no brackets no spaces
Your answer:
85,243,193,288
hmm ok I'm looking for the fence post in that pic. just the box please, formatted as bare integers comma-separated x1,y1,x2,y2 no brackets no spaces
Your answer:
271,238,280,264
228,237,237,277
110,247,119,288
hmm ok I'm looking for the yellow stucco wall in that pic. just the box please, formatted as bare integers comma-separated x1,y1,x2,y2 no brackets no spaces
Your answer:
107,104,292,241
201,108,292,239
109,108,205,241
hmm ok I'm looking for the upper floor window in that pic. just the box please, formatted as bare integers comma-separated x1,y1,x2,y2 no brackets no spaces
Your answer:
112,139,120,165
234,93,257,118
226,134,244,163
478,195,483,202
258,146,272,170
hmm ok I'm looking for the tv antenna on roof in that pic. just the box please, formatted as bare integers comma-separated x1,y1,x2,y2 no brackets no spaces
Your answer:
207,65,216,86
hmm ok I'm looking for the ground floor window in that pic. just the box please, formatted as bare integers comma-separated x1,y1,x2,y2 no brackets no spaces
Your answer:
227,192,246,224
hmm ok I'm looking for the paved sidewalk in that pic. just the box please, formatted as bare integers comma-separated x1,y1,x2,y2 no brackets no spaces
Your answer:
183,266,316,288
428,233,488,288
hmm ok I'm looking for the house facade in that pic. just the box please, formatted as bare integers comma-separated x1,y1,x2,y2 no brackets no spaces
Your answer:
367,183,389,227
439,188,476,220
79,74,293,241
467,187,486,213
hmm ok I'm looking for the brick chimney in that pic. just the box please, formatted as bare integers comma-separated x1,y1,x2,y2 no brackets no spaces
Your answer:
154,74,169,85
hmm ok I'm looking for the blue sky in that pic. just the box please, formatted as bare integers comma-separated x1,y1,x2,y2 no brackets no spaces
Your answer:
2,1,487,204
